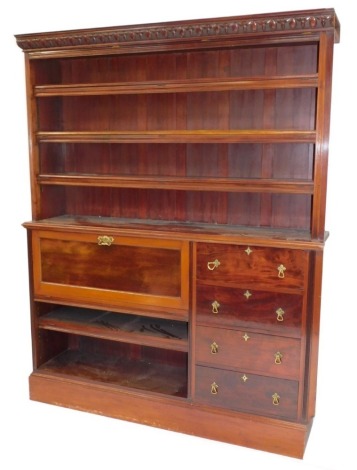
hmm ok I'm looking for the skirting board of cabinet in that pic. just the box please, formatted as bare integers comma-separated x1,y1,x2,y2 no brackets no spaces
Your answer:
29,372,312,459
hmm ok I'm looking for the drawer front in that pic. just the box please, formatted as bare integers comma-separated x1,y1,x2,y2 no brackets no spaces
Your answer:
196,284,302,336
195,365,298,420
196,326,301,379
31,230,189,314
196,243,308,290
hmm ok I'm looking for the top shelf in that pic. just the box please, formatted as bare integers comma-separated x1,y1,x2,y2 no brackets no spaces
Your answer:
34,75,318,97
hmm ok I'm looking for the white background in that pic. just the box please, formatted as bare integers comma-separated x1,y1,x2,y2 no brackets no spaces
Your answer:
1,1,355,469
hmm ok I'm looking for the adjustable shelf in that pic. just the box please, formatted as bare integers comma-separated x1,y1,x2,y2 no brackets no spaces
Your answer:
36,130,317,143
34,75,318,96
39,306,189,352
38,174,314,194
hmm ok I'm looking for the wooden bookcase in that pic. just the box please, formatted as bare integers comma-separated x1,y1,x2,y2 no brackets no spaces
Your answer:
16,8,339,458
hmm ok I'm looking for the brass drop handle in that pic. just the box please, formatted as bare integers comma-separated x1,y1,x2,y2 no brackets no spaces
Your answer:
211,300,220,314
97,235,114,246
277,264,286,278
207,259,220,271
211,382,219,395
274,352,283,365
210,341,219,354
276,308,285,322
272,393,280,406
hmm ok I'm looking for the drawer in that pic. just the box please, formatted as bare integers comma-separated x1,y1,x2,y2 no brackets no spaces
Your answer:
196,243,308,290
196,326,301,380
195,365,298,420
196,284,302,336
31,230,189,316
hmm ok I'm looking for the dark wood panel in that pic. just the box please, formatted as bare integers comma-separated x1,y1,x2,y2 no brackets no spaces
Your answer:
29,43,319,86
36,89,317,132
39,142,313,180
40,239,181,296
31,230,189,312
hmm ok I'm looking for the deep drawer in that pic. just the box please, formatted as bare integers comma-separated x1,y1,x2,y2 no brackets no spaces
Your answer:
196,325,301,380
196,284,303,336
195,365,298,420
196,243,309,290
31,230,189,316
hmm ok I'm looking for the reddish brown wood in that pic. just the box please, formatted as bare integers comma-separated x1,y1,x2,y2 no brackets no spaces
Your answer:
17,9,339,458
195,326,301,379
196,284,303,337
196,243,309,291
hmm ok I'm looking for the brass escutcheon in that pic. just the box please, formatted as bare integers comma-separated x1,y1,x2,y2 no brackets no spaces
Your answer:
210,341,219,354
211,300,220,314
207,259,220,271
272,392,280,406
276,307,285,322
274,352,283,365
244,290,252,300
245,246,253,255
211,382,219,395
97,235,114,246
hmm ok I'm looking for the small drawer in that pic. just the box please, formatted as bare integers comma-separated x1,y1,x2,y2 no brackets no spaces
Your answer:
196,243,308,290
196,284,302,336
196,326,301,380
195,365,298,420
30,229,189,317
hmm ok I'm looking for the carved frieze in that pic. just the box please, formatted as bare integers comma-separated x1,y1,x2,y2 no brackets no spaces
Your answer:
16,9,339,52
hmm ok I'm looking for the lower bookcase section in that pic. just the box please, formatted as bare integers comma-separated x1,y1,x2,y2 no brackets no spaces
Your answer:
29,372,311,458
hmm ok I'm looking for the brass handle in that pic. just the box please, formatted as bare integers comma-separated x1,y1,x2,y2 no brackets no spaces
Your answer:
207,259,220,271
272,393,280,406
211,300,220,314
277,264,286,278
211,382,219,395
274,352,283,365
276,308,285,322
210,341,219,354
97,235,114,246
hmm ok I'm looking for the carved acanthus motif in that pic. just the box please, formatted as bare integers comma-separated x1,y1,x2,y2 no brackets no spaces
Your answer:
16,11,338,51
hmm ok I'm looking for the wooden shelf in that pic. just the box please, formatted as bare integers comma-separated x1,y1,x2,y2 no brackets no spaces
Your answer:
34,75,318,96
39,307,188,352
38,174,314,194
37,130,317,144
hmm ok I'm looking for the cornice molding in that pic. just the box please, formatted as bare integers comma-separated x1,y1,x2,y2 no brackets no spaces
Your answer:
15,9,340,52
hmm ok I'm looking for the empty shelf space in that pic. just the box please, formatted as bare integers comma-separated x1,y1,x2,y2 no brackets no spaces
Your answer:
37,348,188,397
39,307,188,352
